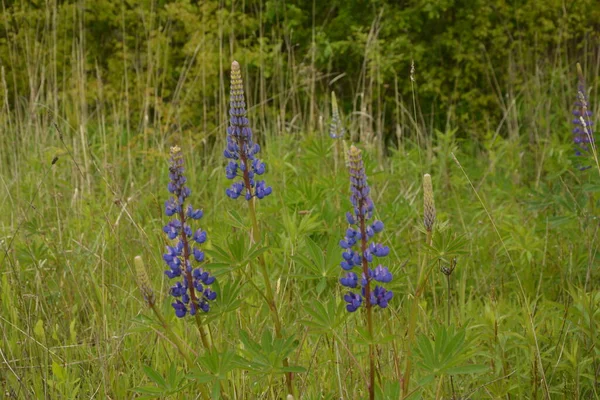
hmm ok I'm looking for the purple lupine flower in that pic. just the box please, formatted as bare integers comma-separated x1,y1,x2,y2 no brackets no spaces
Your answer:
224,61,272,200
163,146,216,317
340,145,393,312
572,63,595,161
370,285,393,308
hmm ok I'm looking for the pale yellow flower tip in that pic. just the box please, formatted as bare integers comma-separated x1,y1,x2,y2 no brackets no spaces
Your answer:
231,60,240,70
423,173,436,232
135,256,155,307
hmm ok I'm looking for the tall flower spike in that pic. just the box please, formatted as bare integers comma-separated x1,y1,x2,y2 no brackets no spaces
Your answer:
135,255,155,307
339,145,393,312
330,91,345,139
572,63,595,160
224,61,272,200
163,146,216,318
423,174,436,233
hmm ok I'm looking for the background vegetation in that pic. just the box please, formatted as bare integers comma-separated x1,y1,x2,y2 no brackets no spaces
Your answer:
1,0,599,398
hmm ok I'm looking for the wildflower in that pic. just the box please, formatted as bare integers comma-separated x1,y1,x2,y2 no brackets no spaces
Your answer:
572,63,595,158
163,146,216,317
339,145,393,312
135,256,155,307
224,61,272,200
423,174,436,232
330,91,345,139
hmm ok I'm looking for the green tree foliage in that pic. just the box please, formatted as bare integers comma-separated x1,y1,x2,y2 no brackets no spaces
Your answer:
0,0,598,144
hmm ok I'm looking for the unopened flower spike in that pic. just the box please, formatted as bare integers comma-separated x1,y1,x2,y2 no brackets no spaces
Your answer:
163,146,216,318
135,256,155,307
339,145,393,312
224,61,272,200
330,91,345,139
423,174,436,233
572,63,595,162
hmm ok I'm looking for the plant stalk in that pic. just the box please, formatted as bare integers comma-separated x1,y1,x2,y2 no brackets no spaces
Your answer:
403,229,432,396
247,196,293,395
359,201,375,400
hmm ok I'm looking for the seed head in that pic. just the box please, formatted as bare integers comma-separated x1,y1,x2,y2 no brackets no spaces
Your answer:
329,91,345,139
423,173,436,232
135,256,155,307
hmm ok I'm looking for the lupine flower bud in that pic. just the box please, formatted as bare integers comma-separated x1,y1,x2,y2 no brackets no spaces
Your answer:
339,145,393,312
224,61,272,200
135,256,155,307
330,91,345,139
423,173,436,232
163,146,216,317
572,63,595,162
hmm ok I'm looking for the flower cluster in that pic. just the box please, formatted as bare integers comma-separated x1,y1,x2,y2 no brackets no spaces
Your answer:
224,61,272,200
330,91,345,139
339,145,393,312
572,63,595,158
163,146,216,317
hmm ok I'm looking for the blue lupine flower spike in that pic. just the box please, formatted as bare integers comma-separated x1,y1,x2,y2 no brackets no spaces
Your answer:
163,146,216,318
339,145,393,312
572,63,595,162
224,61,272,200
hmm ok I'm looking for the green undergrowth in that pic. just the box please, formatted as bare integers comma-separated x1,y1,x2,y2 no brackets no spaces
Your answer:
1,122,599,398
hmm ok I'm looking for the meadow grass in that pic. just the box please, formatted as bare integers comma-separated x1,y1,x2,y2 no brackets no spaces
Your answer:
1,3,600,399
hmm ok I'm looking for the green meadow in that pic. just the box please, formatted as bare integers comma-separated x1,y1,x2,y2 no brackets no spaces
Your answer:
1,1,599,399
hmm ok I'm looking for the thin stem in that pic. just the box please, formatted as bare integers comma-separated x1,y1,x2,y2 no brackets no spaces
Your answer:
194,313,211,349
446,274,451,326
403,229,432,396
244,174,293,395
447,274,456,399
358,200,375,400
177,207,210,349
149,303,194,367
334,337,344,398
247,199,284,337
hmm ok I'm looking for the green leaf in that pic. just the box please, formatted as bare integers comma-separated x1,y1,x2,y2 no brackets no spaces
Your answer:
34,319,45,339
445,364,488,375
142,365,167,388
132,386,165,395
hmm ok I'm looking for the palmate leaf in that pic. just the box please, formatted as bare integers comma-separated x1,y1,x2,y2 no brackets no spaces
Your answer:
133,363,190,398
415,323,487,385
203,278,244,323
292,236,339,283
302,297,347,334
238,330,306,376
187,349,246,400
423,230,468,263
204,233,269,273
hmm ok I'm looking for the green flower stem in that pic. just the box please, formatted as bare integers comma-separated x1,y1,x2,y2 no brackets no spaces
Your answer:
194,313,211,350
358,206,375,400
149,303,194,368
403,229,432,397
247,197,294,395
